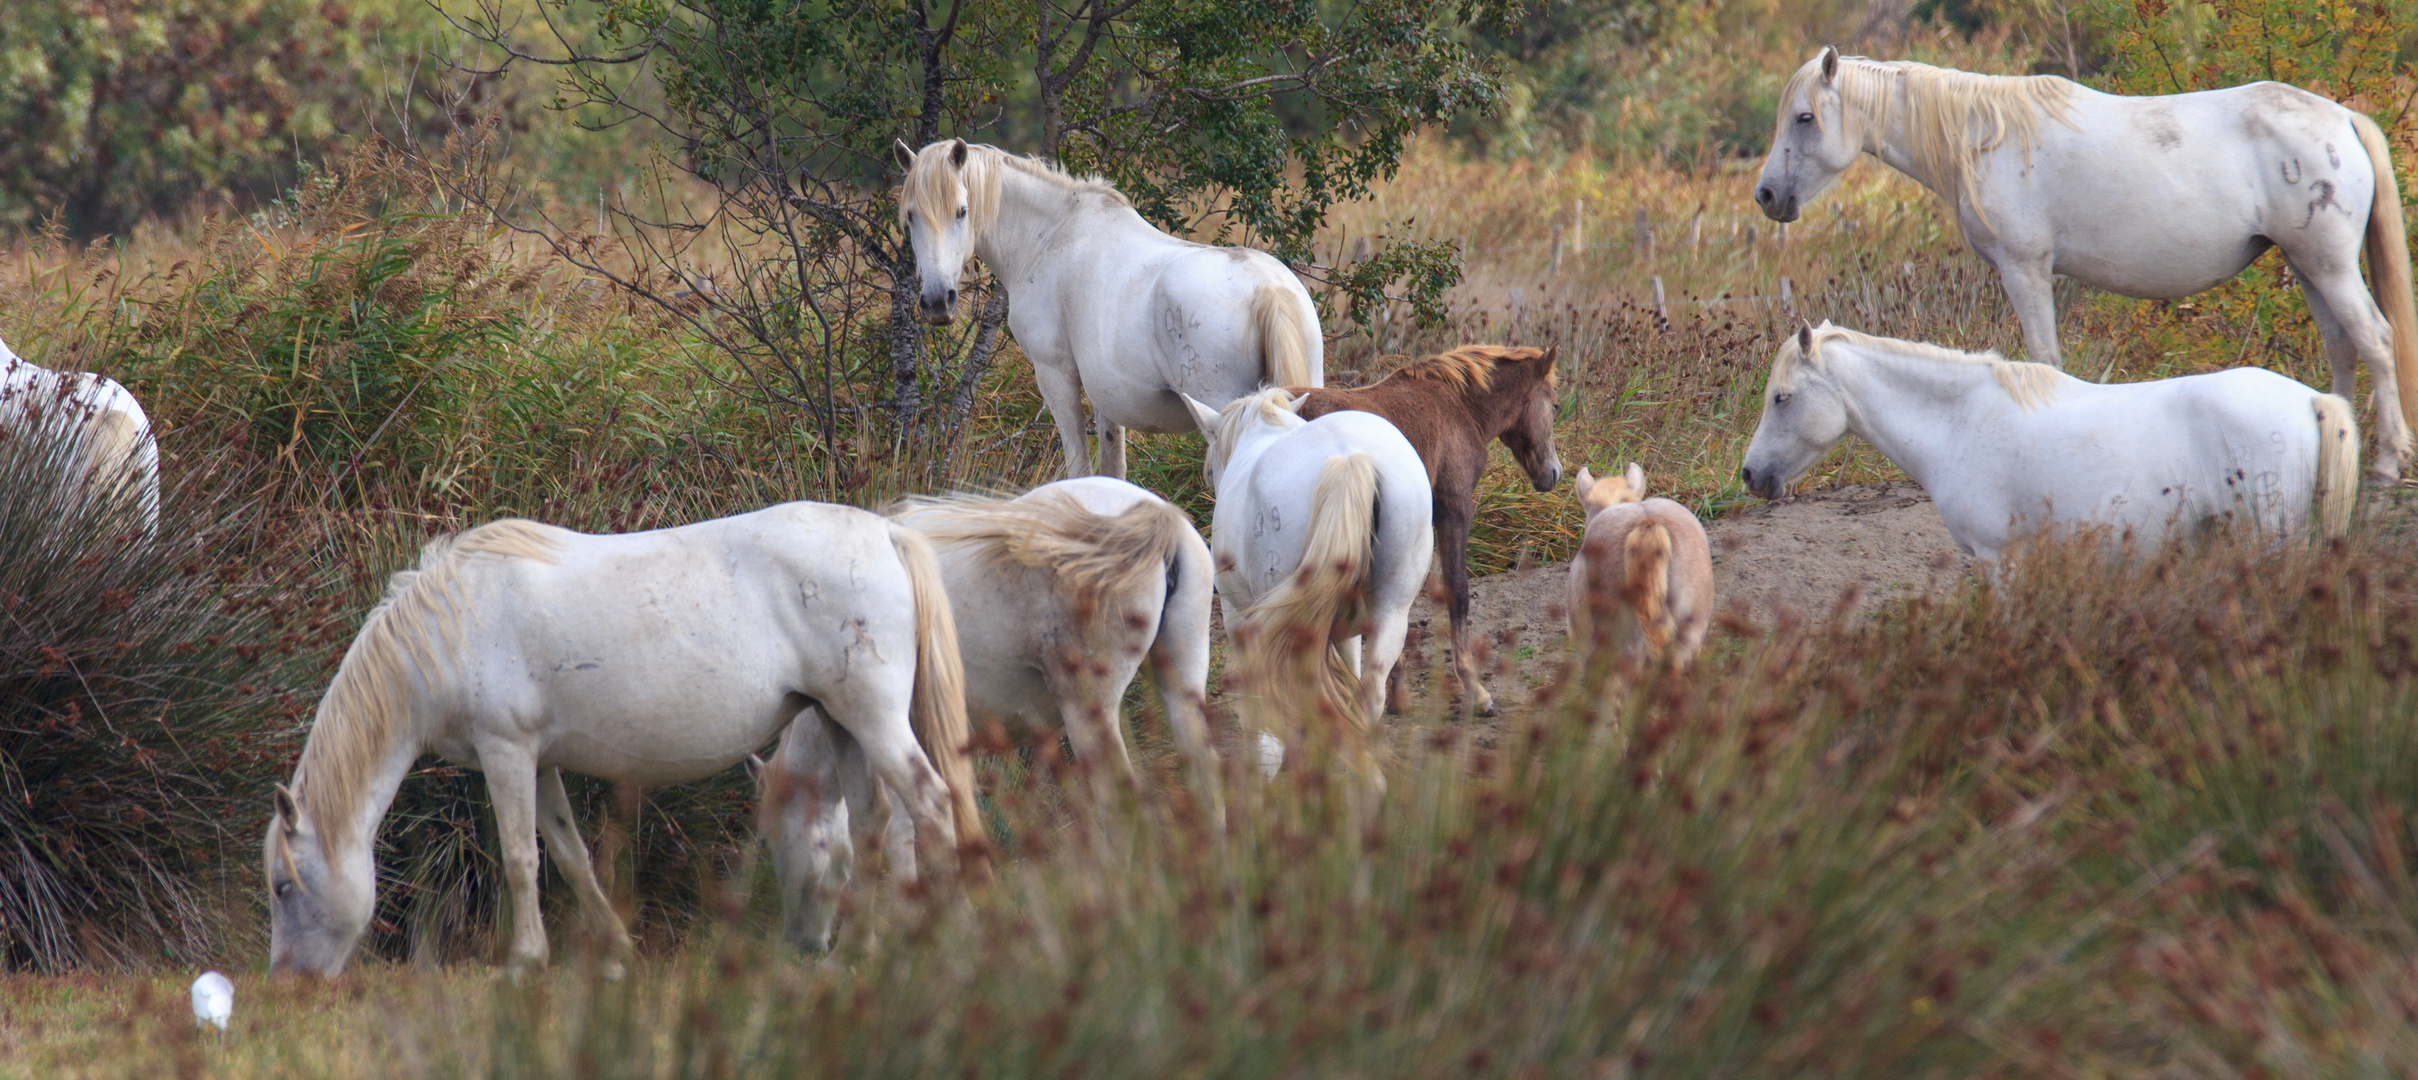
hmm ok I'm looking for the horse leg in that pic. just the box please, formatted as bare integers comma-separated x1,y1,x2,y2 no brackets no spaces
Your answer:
825,689,960,879
1032,359,1093,479
1050,665,1137,812
1099,421,1128,481
476,744,549,974
1992,255,2065,369
1148,590,1221,822
534,767,632,970
1437,503,1490,718
2295,261,2410,481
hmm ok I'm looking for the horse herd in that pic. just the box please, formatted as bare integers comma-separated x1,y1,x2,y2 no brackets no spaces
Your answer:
5,48,2410,979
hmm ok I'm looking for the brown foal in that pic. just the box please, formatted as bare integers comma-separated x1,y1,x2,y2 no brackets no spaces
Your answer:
1292,345,1563,716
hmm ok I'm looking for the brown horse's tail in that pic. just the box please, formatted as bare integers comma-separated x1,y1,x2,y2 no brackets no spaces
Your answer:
1624,520,1676,657
2352,112,2418,440
1237,452,1377,769
1251,283,1315,389
888,525,988,867
2312,393,2361,537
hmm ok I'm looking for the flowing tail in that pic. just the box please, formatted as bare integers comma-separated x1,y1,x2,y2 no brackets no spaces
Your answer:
888,526,988,864
2312,393,2361,537
1251,284,1315,389
2351,113,2418,441
1237,453,1378,755
1624,520,1677,657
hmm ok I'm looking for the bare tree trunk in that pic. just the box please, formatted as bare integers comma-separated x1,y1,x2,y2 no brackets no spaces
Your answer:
950,283,1012,428
889,248,926,441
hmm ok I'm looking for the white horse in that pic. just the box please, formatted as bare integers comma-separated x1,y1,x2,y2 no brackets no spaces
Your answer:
895,139,1323,479
264,505,985,974
1739,323,2360,560
893,478,1218,802
1753,49,2417,481
1181,388,1432,782
1,339,159,537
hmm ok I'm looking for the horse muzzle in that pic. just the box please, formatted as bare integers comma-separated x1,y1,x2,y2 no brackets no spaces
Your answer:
1753,185,1800,224
1533,462,1562,493
1739,464,1780,500
918,288,959,325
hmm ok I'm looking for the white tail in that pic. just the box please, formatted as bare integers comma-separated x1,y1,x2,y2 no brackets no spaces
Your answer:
888,526,987,864
1623,520,1676,656
1236,453,1378,767
2312,393,2361,537
2352,112,2418,440
1252,284,1314,389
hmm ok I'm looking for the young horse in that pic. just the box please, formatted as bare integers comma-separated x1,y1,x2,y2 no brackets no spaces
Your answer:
263,505,985,974
1754,48,2417,480
1739,323,2360,560
892,477,1219,808
1,340,160,537
895,139,1323,479
1181,388,1432,783
1291,345,1563,716
1567,464,1713,672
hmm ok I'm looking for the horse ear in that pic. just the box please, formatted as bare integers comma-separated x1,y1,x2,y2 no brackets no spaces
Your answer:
1572,467,1595,503
272,783,300,833
1797,323,1814,356
1539,343,1559,371
893,139,916,170
744,754,765,786
1625,462,1646,497
1179,393,1221,435
948,139,968,168
1820,46,1840,84
1276,390,1308,415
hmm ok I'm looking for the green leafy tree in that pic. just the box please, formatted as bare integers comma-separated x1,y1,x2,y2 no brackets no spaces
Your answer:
446,0,1505,472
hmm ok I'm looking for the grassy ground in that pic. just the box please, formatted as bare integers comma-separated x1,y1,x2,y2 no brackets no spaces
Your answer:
4,137,2413,1077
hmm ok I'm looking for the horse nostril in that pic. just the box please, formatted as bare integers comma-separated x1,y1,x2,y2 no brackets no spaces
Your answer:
1739,466,1752,485
945,288,957,306
1755,187,1771,205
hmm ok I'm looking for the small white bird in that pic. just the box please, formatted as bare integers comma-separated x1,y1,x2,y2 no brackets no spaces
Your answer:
1254,732,1285,780
191,970,232,1035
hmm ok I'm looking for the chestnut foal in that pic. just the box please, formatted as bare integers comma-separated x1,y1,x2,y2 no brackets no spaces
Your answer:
1293,345,1563,716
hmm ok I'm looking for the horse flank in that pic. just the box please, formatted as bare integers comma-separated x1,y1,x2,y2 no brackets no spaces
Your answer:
895,490,1191,625
1806,56,2075,218
292,519,564,850
1777,323,2062,410
899,142,1127,241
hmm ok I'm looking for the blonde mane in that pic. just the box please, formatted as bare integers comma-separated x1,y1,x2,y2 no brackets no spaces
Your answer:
1775,323,2062,410
1387,345,1558,393
896,489,1191,625
291,519,563,851
1204,386,1303,477
899,142,1130,241
1800,56,2075,217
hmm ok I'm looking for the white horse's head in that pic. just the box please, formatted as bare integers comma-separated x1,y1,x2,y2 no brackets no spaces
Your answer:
1182,387,1305,492
745,751,853,954
895,138,987,325
1755,47,1861,223
1740,324,1852,500
263,782,376,977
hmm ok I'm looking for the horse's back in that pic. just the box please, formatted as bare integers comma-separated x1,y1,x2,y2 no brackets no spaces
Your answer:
441,503,917,785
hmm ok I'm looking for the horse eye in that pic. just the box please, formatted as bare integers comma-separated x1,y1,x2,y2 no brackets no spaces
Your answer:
1796,112,1815,125
955,206,967,220
274,882,292,899
1775,392,1793,405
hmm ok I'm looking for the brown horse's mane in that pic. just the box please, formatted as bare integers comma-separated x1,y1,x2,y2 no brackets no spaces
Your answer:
1383,345,1556,393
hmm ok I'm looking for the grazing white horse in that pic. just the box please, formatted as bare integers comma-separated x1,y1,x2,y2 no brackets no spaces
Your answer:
1753,49,2418,480
1739,323,2360,560
264,506,985,974
1,339,160,537
1181,388,1432,783
894,478,1218,800
896,139,1323,479
751,479,1223,946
